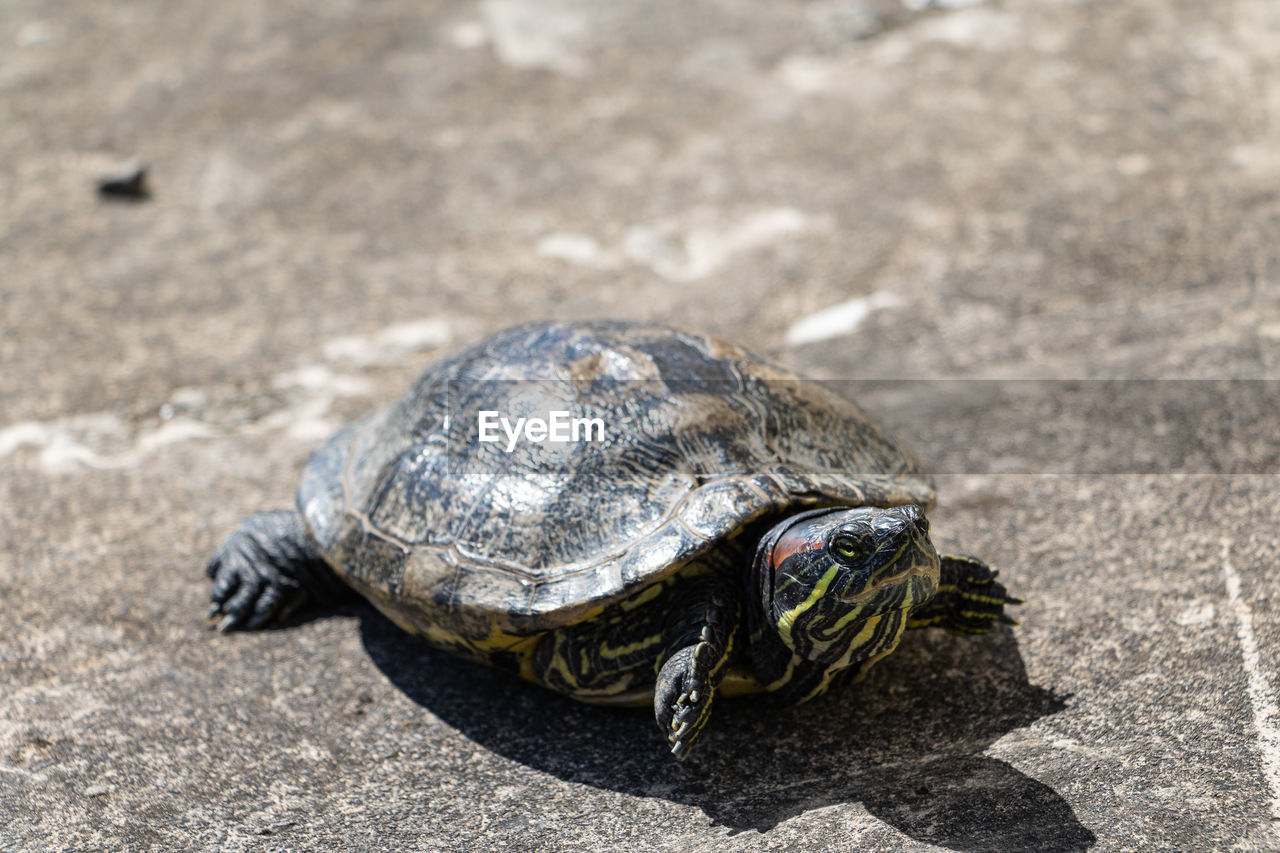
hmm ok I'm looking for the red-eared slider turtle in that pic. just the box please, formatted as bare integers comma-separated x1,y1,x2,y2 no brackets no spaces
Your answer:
207,321,1018,758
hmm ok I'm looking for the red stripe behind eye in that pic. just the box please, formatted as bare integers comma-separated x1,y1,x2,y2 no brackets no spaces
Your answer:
769,529,826,569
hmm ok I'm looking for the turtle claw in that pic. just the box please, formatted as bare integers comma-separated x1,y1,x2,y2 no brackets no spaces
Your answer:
655,644,717,760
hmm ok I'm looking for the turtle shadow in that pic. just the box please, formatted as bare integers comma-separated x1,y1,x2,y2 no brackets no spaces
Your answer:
359,610,1095,850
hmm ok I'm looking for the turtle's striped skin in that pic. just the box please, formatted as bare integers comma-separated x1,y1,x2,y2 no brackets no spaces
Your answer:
207,321,1019,758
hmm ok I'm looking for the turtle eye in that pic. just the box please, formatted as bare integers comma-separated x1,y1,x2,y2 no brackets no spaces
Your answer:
829,532,866,565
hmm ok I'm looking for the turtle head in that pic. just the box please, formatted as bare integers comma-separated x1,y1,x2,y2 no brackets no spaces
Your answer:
752,505,940,696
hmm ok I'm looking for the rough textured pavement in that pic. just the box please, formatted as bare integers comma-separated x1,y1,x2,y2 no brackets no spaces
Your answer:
4,0,1280,849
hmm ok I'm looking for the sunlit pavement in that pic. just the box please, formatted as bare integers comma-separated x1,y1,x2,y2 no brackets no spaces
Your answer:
3,1,1280,849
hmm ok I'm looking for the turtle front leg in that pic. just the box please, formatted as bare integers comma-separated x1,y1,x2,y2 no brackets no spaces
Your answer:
653,576,740,760
907,553,1022,634
207,509,354,632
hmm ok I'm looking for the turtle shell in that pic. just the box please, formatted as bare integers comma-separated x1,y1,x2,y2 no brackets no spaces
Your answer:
297,321,934,641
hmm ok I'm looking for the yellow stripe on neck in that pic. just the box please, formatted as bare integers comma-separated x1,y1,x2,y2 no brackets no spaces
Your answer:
776,563,841,648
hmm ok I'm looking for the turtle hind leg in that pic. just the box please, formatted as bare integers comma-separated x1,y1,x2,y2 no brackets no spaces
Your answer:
206,509,354,632
908,553,1022,635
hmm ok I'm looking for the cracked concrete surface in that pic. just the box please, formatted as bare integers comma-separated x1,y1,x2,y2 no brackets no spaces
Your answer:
3,0,1280,849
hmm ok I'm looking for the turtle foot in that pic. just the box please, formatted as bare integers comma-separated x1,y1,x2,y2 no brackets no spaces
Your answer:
655,642,718,760
206,510,332,632
910,553,1022,635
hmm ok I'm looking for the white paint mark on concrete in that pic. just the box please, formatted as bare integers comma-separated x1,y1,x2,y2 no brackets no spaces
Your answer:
322,317,452,365
0,414,216,474
775,55,840,95
1,317,452,474
249,395,340,444
0,419,93,458
1221,539,1280,823
624,208,824,283
1116,153,1153,177
199,150,263,212
15,20,53,47
0,764,48,781
902,0,985,10
169,386,210,408
480,0,591,77
276,99,363,143
1175,601,1217,627
273,364,373,396
784,290,902,347
448,21,490,50
1233,144,1280,177
873,7,1018,59
130,419,221,457
536,232,620,269
915,9,1019,49
262,365,375,442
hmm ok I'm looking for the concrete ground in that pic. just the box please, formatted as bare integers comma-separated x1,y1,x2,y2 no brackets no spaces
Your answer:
3,0,1280,849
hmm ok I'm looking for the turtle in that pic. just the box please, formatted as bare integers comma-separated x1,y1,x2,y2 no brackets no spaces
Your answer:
207,320,1019,758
